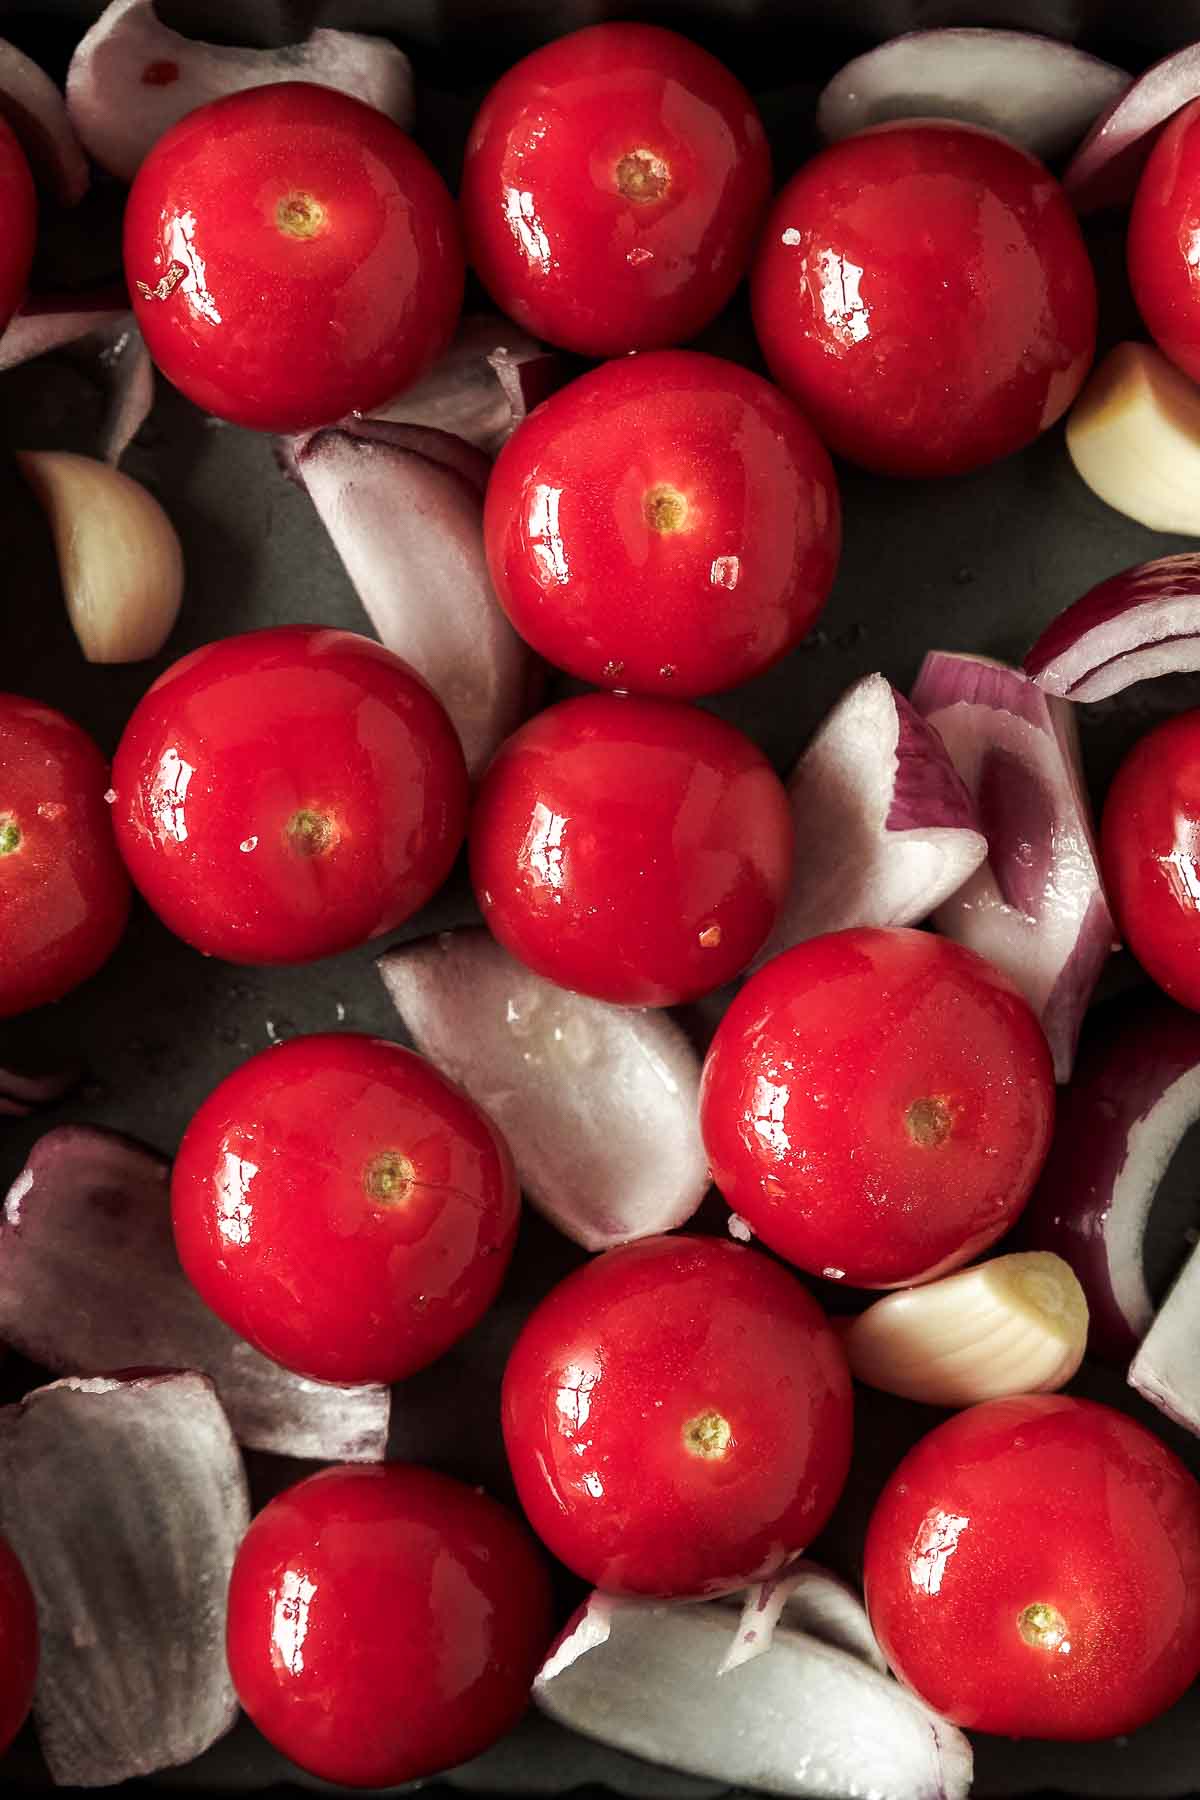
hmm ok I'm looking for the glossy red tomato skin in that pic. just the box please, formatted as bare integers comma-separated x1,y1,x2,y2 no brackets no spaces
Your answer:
751,122,1097,478
226,1462,553,1787
0,1533,37,1758
469,694,793,1006
502,1235,853,1598
0,119,35,337
124,82,464,432
484,351,841,698
700,926,1055,1288
172,1033,519,1385
0,695,130,1019
1128,100,1200,382
864,1395,1200,1740
1100,709,1200,1010
110,626,468,966
460,23,771,357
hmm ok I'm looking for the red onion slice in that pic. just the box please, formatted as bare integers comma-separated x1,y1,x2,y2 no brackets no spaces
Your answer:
753,672,986,967
536,1592,972,1800
0,1062,78,1118
378,929,709,1252
0,1126,390,1462
719,1560,887,1677
1025,551,1200,701
97,322,153,465
0,292,128,374
1029,994,1200,1363
0,1370,248,1785
362,314,562,455
291,422,533,777
817,30,1129,162
911,651,1116,1082
1130,1239,1200,1436
0,39,88,205
66,0,414,182
1064,43,1200,213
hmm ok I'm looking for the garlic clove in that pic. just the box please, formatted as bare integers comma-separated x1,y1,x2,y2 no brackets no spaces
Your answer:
843,1252,1088,1407
17,449,182,663
1066,340,1200,536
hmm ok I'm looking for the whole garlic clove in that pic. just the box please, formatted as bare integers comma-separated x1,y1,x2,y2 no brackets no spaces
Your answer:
843,1252,1088,1407
17,450,183,663
1066,340,1200,536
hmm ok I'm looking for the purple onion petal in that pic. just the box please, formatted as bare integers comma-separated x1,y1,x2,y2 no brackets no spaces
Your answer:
378,929,709,1252
754,672,986,967
0,1126,390,1461
291,424,532,776
1131,1238,1200,1436
97,323,154,465
536,1591,972,1800
0,1370,248,1785
1064,43,1200,213
0,293,129,375
911,651,1117,1082
0,39,88,205
361,314,563,455
66,0,414,181
817,29,1129,162
1029,993,1200,1363
1025,551,1200,700
718,1560,887,1677
0,1062,79,1119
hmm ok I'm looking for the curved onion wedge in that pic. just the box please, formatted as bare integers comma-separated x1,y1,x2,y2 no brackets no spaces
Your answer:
0,1370,248,1785
0,1061,78,1118
753,673,986,967
0,1126,390,1462
0,292,128,375
378,929,709,1252
843,1252,1087,1407
291,422,532,777
536,1592,972,1800
817,30,1129,161
0,39,88,205
363,314,561,454
719,1561,887,1677
1066,341,1200,536
1026,551,1200,701
66,0,414,181
1065,42,1200,213
1029,994,1200,1363
18,450,182,662
911,650,1116,1082
97,325,154,466
1131,1241,1200,1437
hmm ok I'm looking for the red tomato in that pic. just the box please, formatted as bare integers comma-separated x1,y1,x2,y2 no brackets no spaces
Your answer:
226,1462,553,1787
460,23,771,357
469,694,793,1005
0,695,130,1018
0,119,35,337
699,927,1055,1287
864,1395,1200,1739
1100,708,1200,1010
751,122,1096,478
110,626,467,966
0,1532,37,1758
172,1033,519,1385
1128,99,1200,383
124,83,463,432
501,1235,853,1597
484,351,841,698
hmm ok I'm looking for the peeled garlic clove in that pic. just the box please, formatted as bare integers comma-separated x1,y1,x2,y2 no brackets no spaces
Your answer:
17,450,182,663
843,1252,1088,1407
1066,341,1200,536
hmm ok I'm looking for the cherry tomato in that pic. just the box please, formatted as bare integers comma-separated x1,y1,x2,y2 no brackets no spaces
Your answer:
0,1532,37,1758
469,694,792,1006
124,83,464,432
502,1235,852,1597
484,351,841,698
1128,99,1200,384
699,927,1055,1288
172,1032,519,1385
110,626,467,966
460,23,771,357
0,695,130,1019
751,122,1096,478
226,1462,553,1787
864,1395,1200,1739
0,119,35,338
1100,708,1200,1010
